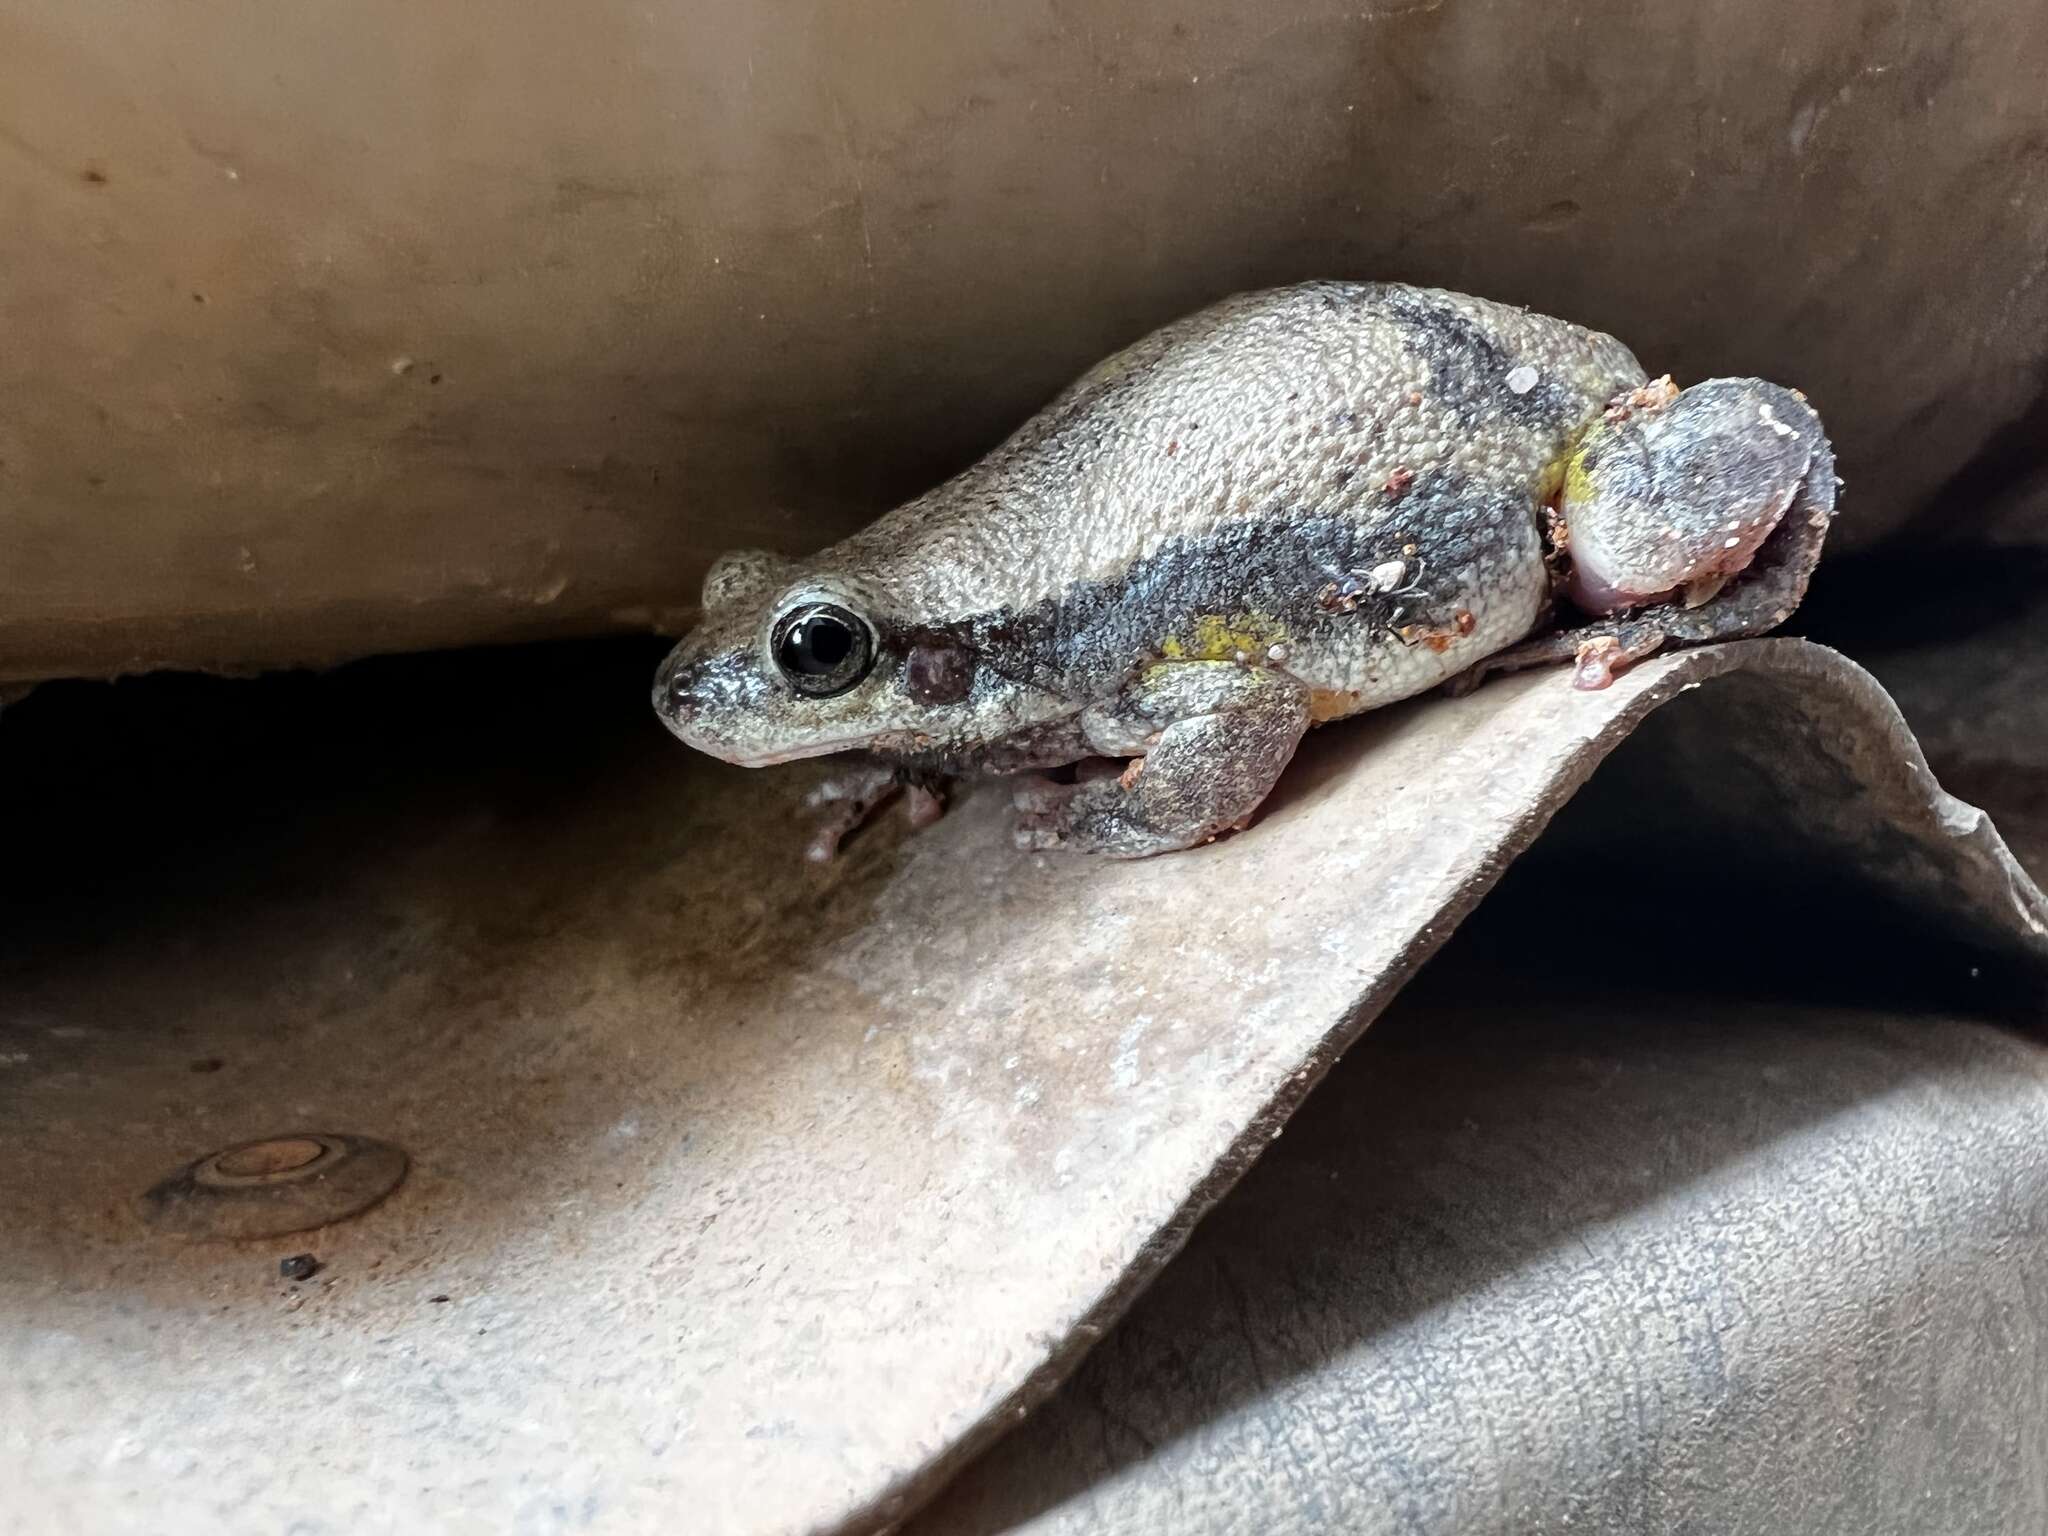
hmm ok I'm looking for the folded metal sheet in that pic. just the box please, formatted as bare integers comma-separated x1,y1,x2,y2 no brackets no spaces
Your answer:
911,979,2048,1535
1,640,2042,1535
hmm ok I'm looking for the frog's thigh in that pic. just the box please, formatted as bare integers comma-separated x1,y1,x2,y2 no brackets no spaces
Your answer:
1461,417,1839,694
1032,663,1311,858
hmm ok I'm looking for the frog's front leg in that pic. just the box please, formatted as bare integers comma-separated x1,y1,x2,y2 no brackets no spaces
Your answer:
1013,663,1310,858
802,761,946,863
1459,377,1836,693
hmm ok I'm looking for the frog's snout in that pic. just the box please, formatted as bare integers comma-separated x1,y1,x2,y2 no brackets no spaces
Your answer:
652,637,785,760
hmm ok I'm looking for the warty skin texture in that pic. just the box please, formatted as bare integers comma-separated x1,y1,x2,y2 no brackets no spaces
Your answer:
654,282,1834,856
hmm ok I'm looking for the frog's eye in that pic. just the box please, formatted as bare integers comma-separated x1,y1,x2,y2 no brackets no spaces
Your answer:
771,602,875,697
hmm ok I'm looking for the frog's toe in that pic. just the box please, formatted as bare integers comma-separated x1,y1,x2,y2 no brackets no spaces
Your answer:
803,759,912,814
1571,635,1627,691
902,782,947,831
803,810,865,863
802,762,951,860
1011,776,1078,815
1011,773,1092,847
1012,808,1070,851
1455,614,1673,694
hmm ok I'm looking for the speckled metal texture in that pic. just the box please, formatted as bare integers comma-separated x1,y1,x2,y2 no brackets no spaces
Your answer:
910,597,2048,1534
914,981,2048,1536
1,639,2043,1536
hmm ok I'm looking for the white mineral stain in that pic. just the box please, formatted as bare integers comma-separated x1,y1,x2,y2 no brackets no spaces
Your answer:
1111,1016,1152,1090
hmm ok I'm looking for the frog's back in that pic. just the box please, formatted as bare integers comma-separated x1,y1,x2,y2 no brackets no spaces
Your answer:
851,281,1647,618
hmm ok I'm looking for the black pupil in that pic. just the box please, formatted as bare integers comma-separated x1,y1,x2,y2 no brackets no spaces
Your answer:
785,613,853,674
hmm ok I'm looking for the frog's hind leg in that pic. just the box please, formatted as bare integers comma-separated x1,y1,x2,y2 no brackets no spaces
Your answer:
1013,663,1310,858
1452,379,1837,694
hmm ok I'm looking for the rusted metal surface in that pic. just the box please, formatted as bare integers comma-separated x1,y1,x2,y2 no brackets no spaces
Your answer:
137,1133,409,1241
908,593,2048,1534
912,978,2048,1536
0,640,2043,1535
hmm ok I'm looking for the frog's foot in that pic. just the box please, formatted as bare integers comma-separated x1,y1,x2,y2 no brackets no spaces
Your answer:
1012,664,1309,858
1010,760,1131,842
803,761,947,863
1450,616,1674,694
1009,759,1122,841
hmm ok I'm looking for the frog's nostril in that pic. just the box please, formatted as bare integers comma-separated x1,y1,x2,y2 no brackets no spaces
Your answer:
653,652,694,719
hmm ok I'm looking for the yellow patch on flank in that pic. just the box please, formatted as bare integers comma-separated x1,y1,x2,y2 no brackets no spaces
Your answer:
1559,444,1598,508
1547,411,1619,511
1159,610,1288,662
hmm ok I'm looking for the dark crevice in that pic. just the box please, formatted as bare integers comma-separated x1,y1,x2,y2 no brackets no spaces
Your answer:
1894,362,2048,547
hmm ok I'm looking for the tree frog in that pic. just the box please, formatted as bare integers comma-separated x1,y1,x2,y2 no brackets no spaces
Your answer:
654,282,1834,858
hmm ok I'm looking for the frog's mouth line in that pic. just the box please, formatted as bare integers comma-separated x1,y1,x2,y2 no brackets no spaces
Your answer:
732,739,872,768
670,725,878,770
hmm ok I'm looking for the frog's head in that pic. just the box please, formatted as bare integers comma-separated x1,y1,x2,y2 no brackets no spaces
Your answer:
653,549,1002,767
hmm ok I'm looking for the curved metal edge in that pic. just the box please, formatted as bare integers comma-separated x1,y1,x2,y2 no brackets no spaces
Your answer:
846,637,2048,1536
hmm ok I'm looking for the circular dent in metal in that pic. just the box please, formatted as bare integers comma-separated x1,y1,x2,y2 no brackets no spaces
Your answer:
139,1132,409,1241
204,1135,332,1182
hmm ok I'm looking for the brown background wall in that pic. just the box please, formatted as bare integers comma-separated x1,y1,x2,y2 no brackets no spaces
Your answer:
5,0,2046,681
